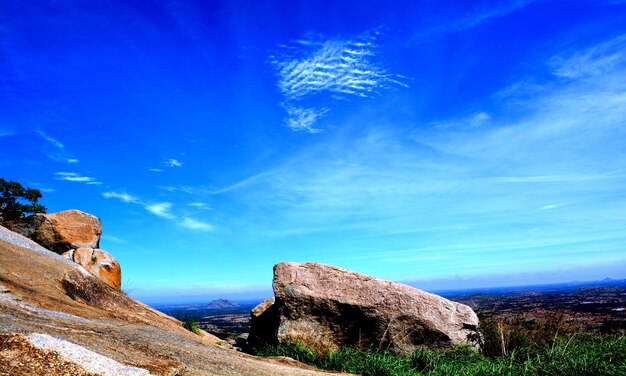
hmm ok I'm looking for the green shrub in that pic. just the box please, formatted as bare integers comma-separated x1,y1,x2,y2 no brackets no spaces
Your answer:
182,319,201,334
0,178,46,221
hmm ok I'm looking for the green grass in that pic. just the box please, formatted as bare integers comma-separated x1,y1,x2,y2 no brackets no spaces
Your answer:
255,334,626,375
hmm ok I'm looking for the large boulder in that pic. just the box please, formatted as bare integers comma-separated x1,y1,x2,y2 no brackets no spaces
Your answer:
249,262,480,354
61,248,121,291
4,210,102,253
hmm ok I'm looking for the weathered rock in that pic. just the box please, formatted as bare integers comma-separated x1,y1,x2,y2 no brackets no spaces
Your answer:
249,262,480,354
248,297,279,348
236,333,249,347
61,248,121,291
4,210,101,253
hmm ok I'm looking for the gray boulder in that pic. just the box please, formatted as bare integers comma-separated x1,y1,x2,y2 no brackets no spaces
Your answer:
249,262,480,354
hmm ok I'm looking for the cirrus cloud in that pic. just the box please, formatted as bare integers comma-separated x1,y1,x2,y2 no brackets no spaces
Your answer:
181,217,214,232
55,172,101,185
145,202,174,219
271,32,407,132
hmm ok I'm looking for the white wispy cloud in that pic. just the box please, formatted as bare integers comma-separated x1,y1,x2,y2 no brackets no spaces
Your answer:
38,131,81,164
272,32,407,132
188,202,211,210
282,106,329,133
145,202,174,219
148,168,163,172
181,217,214,232
102,191,140,203
551,34,626,79
99,189,215,231
275,38,393,100
55,172,101,185
36,130,79,164
157,185,194,194
37,130,64,149
432,112,491,130
448,0,535,32
540,204,565,211
163,159,182,167
411,0,537,43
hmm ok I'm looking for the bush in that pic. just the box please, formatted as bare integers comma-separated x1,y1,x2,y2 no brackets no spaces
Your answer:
182,319,201,334
0,178,46,222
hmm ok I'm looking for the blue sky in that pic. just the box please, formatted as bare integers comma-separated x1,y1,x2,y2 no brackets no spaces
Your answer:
2,0,626,304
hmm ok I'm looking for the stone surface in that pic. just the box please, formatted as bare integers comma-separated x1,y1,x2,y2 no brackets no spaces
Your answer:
0,226,348,376
62,248,122,291
248,297,279,349
249,262,480,354
4,210,102,253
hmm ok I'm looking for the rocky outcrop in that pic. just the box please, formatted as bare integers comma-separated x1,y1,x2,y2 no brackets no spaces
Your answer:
249,262,480,355
4,210,123,291
0,226,348,375
61,248,121,291
4,209,102,252
248,297,279,348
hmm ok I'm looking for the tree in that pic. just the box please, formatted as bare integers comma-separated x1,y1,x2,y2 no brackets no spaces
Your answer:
0,178,46,222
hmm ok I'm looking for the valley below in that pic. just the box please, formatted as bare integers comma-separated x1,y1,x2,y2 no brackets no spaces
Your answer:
156,279,626,346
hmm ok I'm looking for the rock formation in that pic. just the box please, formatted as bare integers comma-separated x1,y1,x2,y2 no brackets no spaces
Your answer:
61,247,121,291
4,209,102,252
4,209,123,291
0,225,348,375
249,262,480,355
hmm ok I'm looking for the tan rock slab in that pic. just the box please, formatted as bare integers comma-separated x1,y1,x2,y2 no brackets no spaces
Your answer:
250,262,480,355
62,248,122,291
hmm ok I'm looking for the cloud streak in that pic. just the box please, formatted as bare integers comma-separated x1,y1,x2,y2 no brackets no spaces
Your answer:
411,0,537,43
181,217,214,232
102,191,140,203
37,130,64,149
188,202,211,210
272,32,407,132
551,35,626,79
145,202,174,219
163,158,182,167
103,190,215,231
38,131,80,164
55,172,101,185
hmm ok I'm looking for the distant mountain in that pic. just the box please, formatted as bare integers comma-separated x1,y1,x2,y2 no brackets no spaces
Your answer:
435,278,626,297
206,299,239,309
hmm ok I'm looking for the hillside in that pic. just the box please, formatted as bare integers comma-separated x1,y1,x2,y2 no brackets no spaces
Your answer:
0,225,348,376
207,299,240,309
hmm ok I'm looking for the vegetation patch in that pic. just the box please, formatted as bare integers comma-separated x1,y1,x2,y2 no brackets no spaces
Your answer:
0,178,46,222
182,319,201,334
256,334,626,375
